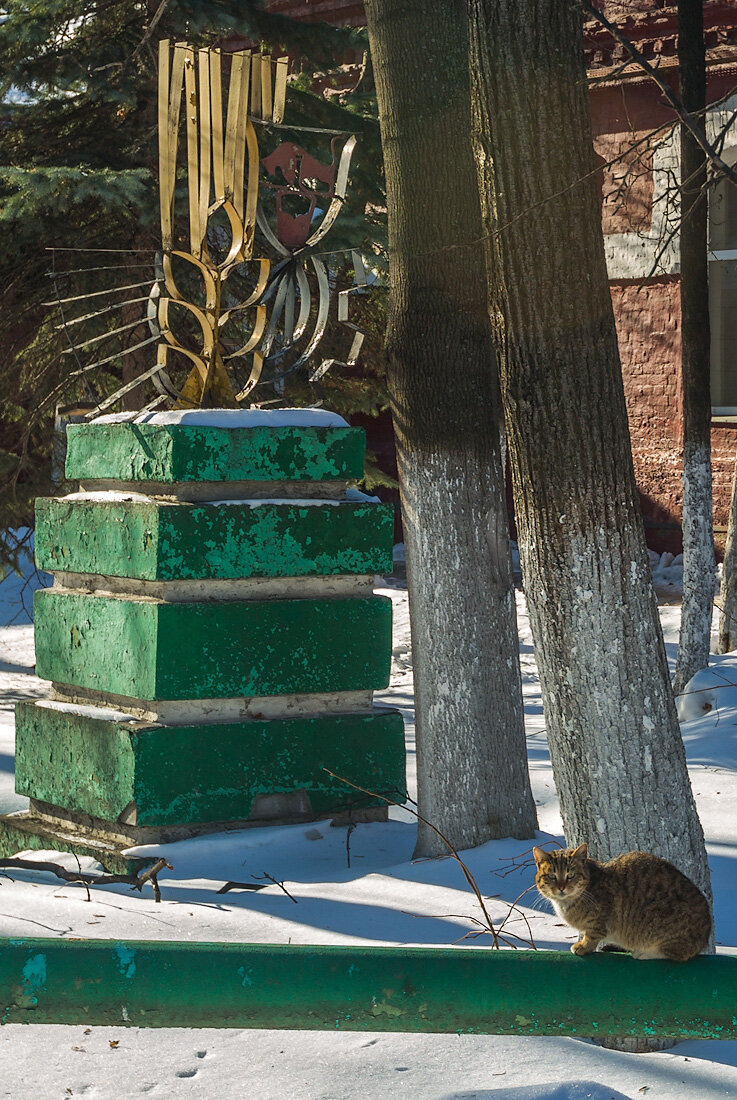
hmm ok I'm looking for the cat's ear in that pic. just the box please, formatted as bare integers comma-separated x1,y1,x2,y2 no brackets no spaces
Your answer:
532,846,546,865
572,843,588,861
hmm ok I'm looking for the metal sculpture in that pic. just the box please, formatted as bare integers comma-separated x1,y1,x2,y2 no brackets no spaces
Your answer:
48,41,368,415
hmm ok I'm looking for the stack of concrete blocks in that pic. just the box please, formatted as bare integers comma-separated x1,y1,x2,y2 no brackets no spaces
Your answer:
3,410,406,871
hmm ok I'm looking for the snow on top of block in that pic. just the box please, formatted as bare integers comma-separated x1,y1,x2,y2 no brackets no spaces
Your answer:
61,490,156,504
36,698,138,723
92,408,349,429
57,488,382,507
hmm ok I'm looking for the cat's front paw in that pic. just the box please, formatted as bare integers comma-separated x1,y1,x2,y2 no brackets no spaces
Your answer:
571,940,594,956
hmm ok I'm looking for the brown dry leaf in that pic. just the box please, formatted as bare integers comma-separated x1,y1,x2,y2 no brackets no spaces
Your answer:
109,1040,120,1049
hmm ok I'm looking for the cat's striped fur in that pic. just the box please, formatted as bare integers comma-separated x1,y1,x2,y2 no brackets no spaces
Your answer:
533,844,711,961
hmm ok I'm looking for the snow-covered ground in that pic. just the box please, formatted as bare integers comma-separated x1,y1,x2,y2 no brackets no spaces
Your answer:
0,556,736,1099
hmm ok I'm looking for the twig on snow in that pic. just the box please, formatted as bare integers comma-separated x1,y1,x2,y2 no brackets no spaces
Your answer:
252,872,299,904
0,855,172,903
345,821,356,869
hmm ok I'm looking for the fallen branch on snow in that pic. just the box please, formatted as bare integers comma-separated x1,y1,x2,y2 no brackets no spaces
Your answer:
0,856,172,903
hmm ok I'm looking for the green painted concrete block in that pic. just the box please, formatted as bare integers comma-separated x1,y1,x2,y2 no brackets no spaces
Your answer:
0,817,150,876
65,423,365,483
35,497,394,580
15,701,406,826
34,590,392,700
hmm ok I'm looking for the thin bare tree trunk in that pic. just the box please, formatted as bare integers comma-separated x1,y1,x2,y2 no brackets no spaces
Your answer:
365,0,537,856
466,0,710,903
673,0,714,693
718,450,737,652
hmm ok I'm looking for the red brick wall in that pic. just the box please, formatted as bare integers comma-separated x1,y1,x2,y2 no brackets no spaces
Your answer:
612,276,737,552
611,277,684,550
594,133,654,234
711,426,737,546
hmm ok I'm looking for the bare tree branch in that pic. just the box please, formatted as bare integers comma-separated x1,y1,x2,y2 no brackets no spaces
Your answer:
579,0,737,190
0,855,172,903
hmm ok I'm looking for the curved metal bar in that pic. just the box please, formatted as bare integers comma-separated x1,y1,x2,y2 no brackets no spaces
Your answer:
304,135,357,250
250,257,330,391
259,271,290,359
242,118,260,260
221,304,267,359
208,197,245,275
219,258,271,322
151,343,199,405
157,294,214,359
160,339,209,379
147,280,162,338
288,255,331,369
163,251,217,311
234,349,264,402
293,263,311,342
283,274,296,346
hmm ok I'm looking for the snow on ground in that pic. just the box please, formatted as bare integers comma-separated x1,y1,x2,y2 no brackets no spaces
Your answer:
648,549,686,594
0,558,737,1098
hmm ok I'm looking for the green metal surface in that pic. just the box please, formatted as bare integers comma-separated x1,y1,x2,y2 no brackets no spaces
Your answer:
34,590,392,700
65,423,365,483
35,497,394,580
0,940,735,1036
15,702,406,825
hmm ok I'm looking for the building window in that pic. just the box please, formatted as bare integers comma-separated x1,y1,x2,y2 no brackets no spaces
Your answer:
709,162,737,413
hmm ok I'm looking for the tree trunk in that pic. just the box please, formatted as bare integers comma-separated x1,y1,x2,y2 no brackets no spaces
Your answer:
365,0,537,857
673,0,714,694
466,0,710,901
717,450,737,652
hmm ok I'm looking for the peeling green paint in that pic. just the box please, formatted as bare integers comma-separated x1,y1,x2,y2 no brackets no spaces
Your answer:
15,702,406,825
114,946,136,980
34,590,393,700
21,953,47,1006
35,498,394,581
65,424,365,483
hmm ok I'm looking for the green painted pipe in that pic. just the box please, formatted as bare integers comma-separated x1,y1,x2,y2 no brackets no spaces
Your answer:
1,939,736,1037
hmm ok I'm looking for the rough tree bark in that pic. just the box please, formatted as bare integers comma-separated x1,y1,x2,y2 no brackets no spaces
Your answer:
466,0,710,900
673,0,714,693
365,0,537,857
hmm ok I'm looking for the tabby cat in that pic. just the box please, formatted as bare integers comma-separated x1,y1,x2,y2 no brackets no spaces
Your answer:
533,843,711,961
